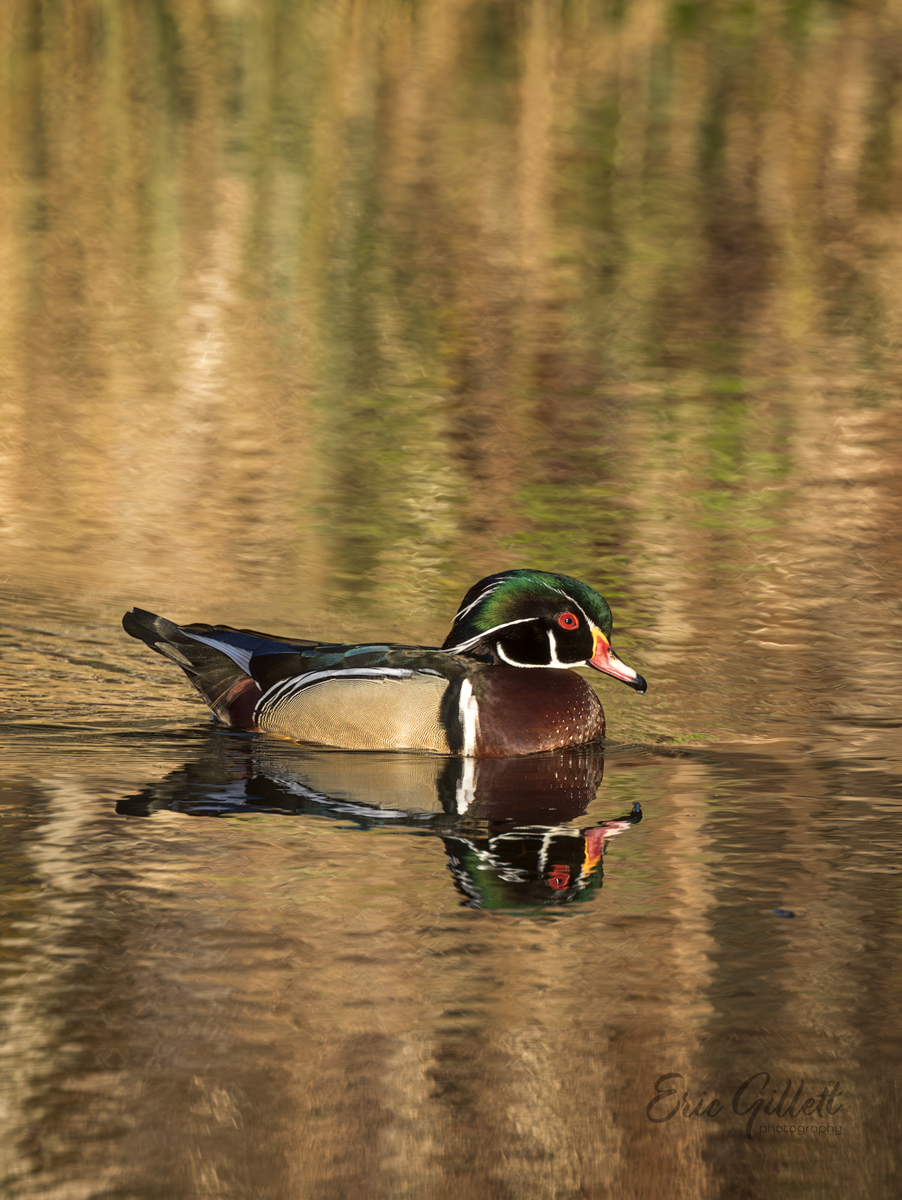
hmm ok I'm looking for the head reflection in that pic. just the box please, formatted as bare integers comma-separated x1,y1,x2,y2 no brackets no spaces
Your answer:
436,752,640,908
118,740,640,910
444,814,639,909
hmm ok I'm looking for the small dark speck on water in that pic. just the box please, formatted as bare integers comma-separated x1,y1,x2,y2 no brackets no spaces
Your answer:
771,909,795,918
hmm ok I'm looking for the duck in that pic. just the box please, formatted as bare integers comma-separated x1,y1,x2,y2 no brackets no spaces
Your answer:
122,569,646,758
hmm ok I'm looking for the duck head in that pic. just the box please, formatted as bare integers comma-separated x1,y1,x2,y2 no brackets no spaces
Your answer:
442,569,647,692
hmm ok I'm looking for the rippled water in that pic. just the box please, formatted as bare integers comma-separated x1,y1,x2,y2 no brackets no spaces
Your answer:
3,1,902,1196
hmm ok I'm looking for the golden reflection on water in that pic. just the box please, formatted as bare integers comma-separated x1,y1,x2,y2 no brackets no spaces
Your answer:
2,0,902,1196
2,734,898,1197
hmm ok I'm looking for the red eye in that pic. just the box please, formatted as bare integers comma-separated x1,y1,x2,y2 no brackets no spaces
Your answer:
558,612,579,629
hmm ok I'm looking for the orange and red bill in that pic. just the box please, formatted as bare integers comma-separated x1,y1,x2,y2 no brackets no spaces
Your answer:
589,629,647,693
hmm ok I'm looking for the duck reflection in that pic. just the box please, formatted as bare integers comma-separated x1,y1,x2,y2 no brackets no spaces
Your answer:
118,738,641,909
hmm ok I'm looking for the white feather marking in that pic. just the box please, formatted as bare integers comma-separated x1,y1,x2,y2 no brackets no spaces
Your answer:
546,628,565,667
302,667,413,687
444,616,537,654
459,678,480,756
536,828,557,874
542,582,594,629
453,582,501,622
254,667,416,719
495,638,572,669
183,631,254,674
455,756,477,812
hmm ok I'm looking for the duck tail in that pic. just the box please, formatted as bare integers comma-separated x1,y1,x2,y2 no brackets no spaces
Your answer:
122,608,261,728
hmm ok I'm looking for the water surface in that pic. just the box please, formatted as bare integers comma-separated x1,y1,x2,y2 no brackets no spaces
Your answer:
2,1,902,1196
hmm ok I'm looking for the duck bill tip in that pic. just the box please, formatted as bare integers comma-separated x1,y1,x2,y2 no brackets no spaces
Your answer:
589,633,647,694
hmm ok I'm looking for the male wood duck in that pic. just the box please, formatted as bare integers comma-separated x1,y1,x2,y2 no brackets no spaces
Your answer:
123,569,646,758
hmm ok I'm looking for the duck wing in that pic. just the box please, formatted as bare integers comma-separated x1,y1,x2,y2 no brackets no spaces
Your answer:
122,608,470,733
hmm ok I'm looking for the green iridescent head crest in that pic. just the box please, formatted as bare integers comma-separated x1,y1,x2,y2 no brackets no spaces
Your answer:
443,569,614,652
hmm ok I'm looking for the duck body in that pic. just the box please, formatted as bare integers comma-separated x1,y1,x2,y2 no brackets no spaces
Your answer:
123,569,646,758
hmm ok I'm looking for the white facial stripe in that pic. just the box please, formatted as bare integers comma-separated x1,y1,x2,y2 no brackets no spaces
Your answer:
495,642,533,667
545,628,589,667
542,582,593,629
543,583,571,601
536,828,557,874
444,616,537,654
458,678,480,757
495,639,570,669
567,597,592,627
547,628,565,667
489,627,588,670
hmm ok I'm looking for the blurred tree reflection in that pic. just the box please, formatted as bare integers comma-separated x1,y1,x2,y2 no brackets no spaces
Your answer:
0,0,900,685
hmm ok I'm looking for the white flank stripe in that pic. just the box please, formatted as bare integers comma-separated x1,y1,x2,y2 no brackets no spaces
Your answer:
459,678,480,756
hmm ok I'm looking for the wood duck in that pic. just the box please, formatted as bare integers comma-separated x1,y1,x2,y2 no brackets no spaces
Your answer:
123,569,646,758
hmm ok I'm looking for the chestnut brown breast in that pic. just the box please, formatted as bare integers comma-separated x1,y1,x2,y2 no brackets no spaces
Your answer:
472,667,605,758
